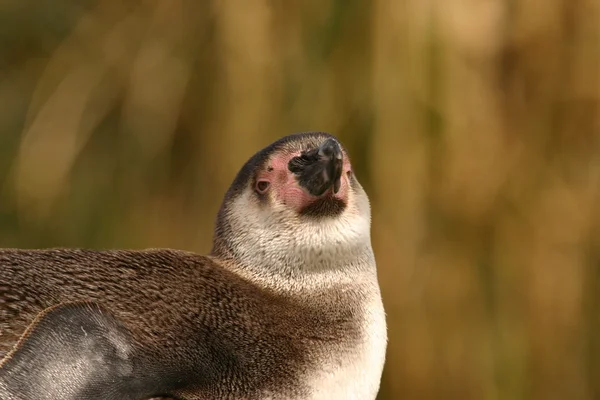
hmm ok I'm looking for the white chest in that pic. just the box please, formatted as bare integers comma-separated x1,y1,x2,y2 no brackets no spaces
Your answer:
304,294,388,400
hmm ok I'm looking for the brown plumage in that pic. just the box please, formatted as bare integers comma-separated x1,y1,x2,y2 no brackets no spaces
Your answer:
0,132,386,400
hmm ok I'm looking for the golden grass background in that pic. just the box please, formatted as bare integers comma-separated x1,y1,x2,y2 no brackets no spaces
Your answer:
0,1,599,398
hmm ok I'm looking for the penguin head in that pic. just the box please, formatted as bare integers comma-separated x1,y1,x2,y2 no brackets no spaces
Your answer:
211,132,373,280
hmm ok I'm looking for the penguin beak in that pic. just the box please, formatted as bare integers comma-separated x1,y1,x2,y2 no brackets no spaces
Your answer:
288,138,344,197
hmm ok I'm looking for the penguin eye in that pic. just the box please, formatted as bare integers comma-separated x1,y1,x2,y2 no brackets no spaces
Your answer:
256,180,271,194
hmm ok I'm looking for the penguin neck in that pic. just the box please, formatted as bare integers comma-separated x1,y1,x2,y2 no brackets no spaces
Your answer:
211,247,377,295
210,189,378,295
210,227,377,295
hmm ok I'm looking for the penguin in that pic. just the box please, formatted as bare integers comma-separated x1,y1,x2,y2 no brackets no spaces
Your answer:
0,132,387,400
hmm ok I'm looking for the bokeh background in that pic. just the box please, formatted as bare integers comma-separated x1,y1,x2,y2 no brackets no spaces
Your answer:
0,1,599,399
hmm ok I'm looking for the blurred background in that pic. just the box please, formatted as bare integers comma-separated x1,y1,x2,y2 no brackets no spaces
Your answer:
0,0,599,398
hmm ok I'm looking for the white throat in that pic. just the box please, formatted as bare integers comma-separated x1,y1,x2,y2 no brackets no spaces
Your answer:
218,190,376,293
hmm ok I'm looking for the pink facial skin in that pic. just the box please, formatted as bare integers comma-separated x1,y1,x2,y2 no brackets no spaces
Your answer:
255,151,352,213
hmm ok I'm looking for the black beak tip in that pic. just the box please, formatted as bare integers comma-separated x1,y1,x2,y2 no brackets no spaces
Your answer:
319,139,344,193
333,178,341,194
318,138,343,160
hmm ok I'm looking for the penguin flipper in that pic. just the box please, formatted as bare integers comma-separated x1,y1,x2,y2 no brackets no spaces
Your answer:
0,301,151,400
